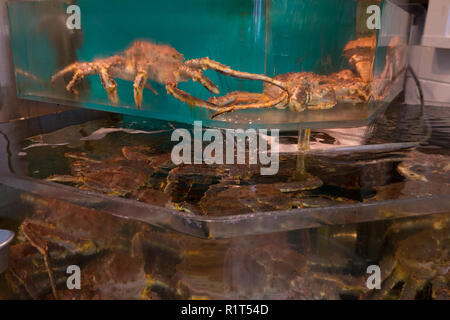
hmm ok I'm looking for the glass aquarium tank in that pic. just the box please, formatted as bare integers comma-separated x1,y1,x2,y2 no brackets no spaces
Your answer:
1,0,448,301
7,0,410,130
0,103,449,300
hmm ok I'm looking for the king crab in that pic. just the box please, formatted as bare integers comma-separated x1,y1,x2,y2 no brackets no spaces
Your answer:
7,194,135,299
52,40,234,110
181,40,373,118
207,69,371,118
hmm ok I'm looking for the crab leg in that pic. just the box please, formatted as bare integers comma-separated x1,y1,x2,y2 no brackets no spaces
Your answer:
178,65,219,94
208,91,267,107
165,65,221,110
145,82,158,95
66,67,98,94
51,63,80,84
52,56,124,95
15,68,44,85
168,58,291,114
211,91,289,118
52,63,95,94
431,276,450,299
351,86,371,102
52,62,103,94
166,82,220,111
21,222,59,299
99,67,119,104
185,57,288,90
133,70,148,108
46,174,82,184
399,277,422,300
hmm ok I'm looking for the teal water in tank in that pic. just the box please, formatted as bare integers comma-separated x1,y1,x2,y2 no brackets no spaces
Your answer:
8,0,363,127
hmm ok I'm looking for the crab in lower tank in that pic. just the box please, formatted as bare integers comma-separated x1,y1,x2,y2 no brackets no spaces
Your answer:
7,179,373,300
6,194,194,300
40,140,371,217
368,215,450,300
6,194,139,299
45,146,174,203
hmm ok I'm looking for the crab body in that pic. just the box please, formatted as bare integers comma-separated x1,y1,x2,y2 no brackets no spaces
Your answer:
368,215,450,300
267,71,370,108
374,228,450,300
208,70,371,117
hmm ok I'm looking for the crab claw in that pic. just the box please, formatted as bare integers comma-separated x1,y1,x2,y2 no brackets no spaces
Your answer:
51,63,79,85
